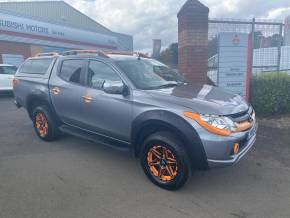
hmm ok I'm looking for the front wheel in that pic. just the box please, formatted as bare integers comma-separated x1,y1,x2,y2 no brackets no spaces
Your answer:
140,131,192,190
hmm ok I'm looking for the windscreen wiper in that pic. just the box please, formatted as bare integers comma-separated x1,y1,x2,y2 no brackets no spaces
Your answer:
155,83,178,89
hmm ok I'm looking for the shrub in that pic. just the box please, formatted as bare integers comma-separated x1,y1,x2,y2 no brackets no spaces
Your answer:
250,72,290,117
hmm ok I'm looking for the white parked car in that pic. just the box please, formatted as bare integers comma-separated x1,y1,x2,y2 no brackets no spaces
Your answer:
0,64,17,92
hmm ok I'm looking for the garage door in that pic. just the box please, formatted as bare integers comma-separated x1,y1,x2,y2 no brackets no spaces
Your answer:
2,54,25,67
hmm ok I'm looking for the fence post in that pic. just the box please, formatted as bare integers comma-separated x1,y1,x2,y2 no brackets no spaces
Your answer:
250,18,255,75
277,23,283,72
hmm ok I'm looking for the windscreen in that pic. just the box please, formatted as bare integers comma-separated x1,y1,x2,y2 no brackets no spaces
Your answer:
115,59,185,90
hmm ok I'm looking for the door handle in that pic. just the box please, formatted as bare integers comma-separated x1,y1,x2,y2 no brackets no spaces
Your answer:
82,95,93,103
51,87,61,95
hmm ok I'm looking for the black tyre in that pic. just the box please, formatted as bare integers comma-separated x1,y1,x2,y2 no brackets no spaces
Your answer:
140,131,192,190
32,105,60,141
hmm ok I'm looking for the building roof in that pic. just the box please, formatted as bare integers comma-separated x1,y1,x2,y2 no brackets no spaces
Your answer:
0,0,112,34
178,0,209,17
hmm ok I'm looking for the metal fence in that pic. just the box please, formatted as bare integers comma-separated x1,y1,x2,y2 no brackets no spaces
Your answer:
208,18,290,75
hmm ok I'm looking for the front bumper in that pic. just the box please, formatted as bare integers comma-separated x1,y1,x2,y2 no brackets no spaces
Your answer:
205,122,258,168
207,130,256,168
185,118,258,168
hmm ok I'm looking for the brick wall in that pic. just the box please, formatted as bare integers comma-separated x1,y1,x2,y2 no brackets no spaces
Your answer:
0,41,32,60
178,0,209,84
30,45,43,57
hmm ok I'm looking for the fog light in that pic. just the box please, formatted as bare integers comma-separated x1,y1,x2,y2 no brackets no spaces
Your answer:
233,143,239,155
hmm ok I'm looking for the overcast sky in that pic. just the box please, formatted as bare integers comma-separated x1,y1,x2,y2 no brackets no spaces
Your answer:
64,0,290,51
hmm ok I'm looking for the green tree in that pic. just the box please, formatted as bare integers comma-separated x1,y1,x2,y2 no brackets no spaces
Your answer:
159,43,178,67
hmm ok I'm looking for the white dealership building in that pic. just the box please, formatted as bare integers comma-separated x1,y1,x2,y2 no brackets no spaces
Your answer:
0,1,133,66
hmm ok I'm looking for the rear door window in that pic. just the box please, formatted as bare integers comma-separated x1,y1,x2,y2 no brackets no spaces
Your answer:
20,59,53,75
59,60,84,85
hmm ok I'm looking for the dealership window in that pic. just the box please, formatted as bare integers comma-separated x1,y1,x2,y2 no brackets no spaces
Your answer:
20,59,53,75
87,61,122,90
60,60,83,84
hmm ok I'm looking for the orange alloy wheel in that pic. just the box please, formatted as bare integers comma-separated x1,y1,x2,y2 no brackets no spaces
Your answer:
35,112,49,137
147,145,178,182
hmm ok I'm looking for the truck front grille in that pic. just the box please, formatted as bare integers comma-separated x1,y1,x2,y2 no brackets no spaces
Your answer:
228,107,255,132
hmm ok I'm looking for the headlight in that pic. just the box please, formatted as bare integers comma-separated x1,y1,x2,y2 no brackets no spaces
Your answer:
183,112,237,136
199,114,236,131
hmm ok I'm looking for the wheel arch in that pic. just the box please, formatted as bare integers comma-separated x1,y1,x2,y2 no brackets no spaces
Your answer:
131,110,208,169
26,93,59,122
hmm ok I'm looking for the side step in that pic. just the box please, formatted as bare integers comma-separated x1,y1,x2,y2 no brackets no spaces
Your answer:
59,125,131,152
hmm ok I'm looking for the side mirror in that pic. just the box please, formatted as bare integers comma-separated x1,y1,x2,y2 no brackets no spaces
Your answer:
103,80,127,95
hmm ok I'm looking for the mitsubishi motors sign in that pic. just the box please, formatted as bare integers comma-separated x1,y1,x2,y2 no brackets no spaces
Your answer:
217,32,250,99
0,12,118,49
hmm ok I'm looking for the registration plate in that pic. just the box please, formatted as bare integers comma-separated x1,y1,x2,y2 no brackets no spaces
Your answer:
247,124,257,140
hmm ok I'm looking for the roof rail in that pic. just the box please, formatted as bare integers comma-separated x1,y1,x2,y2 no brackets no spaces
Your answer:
35,50,149,59
134,52,150,58
62,50,109,58
35,52,59,57
106,50,134,56
106,51,150,59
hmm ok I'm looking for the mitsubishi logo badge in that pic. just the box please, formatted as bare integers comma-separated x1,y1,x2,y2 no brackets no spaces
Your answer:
232,34,240,45
248,113,253,122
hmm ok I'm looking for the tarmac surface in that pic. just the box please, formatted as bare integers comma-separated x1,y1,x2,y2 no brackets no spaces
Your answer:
0,95,290,218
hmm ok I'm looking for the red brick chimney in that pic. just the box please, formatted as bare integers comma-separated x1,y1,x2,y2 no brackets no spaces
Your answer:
178,0,209,84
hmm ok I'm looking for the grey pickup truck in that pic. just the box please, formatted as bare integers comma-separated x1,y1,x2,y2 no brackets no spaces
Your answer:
13,50,257,190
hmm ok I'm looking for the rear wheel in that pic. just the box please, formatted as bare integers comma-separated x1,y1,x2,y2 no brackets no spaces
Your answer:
140,131,191,190
32,106,60,141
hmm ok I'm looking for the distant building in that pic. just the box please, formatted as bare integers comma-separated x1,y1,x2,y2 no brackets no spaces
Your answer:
0,1,133,66
253,46,290,73
284,16,290,46
152,39,161,58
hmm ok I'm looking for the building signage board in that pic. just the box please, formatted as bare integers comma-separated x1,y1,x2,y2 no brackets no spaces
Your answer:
0,12,118,49
217,32,249,98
